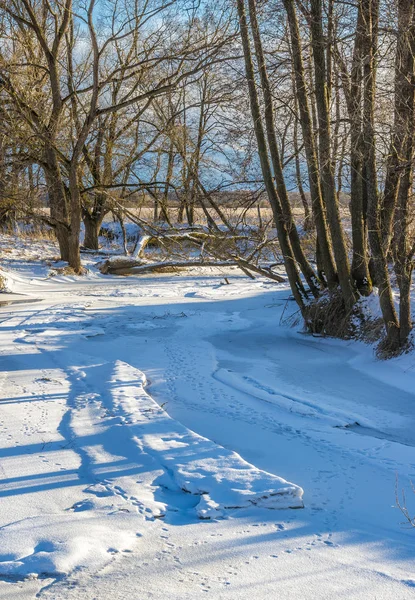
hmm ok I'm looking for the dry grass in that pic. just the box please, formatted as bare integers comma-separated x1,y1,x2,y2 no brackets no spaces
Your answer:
0,271,7,291
33,203,351,230
375,333,413,359
48,265,85,276
304,292,357,339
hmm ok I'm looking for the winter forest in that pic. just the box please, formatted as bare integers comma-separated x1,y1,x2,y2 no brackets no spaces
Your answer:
0,0,415,598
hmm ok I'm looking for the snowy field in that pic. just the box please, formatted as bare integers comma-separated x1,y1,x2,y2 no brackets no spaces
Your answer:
0,236,415,599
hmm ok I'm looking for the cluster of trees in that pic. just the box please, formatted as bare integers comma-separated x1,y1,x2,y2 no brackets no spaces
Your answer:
0,0,240,268
238,0,415,353
1,0,415,353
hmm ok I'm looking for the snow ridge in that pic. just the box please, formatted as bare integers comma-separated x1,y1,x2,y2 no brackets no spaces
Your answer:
109,360,304,517
0,355,302,581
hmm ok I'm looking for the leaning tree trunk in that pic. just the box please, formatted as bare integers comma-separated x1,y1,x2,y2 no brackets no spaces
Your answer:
284,0,337,289
362,0,400,349
393,0,415,346
346,2,372,294
248,0,320,297
309,0,357,312
293,94,312,232
395,157,414,345
381,0,415,256
237,0,308,313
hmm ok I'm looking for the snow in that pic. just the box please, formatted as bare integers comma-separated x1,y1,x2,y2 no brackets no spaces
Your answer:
0,234,415,598
110,361,303,512
0,317,302,582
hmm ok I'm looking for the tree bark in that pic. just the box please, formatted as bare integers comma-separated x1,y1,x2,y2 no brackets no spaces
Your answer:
248,0,320,297
393,0,415,345
362,0,400,348
43,146,71,261
284,0,337,289
83,212,104,250
237,0,308,312
381,0,415,255
338,3,372,293
293,109,312,232
67,164,82,273
309,0,357,311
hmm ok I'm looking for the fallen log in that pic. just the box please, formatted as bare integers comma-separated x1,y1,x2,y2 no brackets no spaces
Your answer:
130,231,252,256
99,257,238,275
98,255,286,282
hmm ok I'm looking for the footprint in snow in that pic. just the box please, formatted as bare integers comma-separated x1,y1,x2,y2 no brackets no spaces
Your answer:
68,499,96,512
84,483,114,497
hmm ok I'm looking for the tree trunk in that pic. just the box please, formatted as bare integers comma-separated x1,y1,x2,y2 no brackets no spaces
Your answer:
44,146,71,262
177,198,185,224
161,140,174,225
347,3,372,294
67,228,81,273
284,0,337,288
381,0,415,255
248,0,320,297
393,0,415,346
362,0,400,348
293,98,312,232
237,0,307,312
55,224,70,262
83,213,103,250
67,165,82,273
309,0,357,312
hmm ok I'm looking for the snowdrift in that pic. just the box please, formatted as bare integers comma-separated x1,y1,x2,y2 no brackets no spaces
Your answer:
110,360,304,517
0,359,302,580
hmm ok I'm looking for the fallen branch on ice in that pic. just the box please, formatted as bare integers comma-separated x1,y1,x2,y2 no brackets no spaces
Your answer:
98,255,286,281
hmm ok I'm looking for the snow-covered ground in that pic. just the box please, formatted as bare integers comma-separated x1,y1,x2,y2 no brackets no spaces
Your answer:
0,236,415,599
